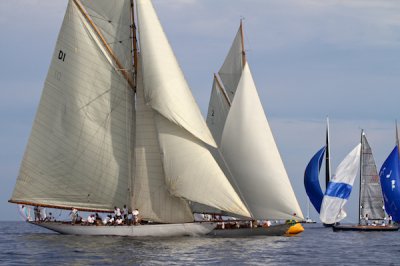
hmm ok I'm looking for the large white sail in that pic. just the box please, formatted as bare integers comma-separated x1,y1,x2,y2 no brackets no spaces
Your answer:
320,144,361,224
218,24,245,102
136,0,250,218
136,0,216,147
10,0,135,211
133,56,194,223
220,63,303,220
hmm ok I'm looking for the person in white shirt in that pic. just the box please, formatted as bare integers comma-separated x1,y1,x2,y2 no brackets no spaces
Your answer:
103,215,111,225
87,215,95,225
132,209,139,225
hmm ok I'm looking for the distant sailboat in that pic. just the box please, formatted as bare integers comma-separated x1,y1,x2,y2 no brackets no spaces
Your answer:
328,131,398,231
8,0,251,237
304,118,331,214
379,122,400,223
205,21,303,236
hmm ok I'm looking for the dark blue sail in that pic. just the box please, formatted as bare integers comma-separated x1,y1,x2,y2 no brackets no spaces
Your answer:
304,146,326,213
379,146,400,222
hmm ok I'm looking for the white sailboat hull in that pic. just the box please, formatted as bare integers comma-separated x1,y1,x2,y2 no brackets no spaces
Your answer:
32,222,215,237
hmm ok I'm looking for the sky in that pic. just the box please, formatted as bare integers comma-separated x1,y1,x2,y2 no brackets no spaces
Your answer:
1,0,400,222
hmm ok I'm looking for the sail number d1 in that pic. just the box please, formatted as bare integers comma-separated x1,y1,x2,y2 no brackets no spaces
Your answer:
58,50,66,62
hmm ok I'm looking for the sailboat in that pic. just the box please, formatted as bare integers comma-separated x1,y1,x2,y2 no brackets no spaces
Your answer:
379,122,400,224
8,0,253,237
304,118,331,216
205,21,303,236
324,131,398,231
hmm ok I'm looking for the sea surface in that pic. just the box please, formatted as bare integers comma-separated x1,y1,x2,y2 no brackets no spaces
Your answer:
0,221,398,265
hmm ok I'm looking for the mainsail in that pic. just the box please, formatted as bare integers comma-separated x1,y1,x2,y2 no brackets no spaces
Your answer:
359,132,385,222
320,144,361,224
10,0,250,222
206,22,303,220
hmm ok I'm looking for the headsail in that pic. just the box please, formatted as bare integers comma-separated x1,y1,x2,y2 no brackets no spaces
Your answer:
220,63,303,220
136,0,216,148
320,144,361,224
379,146,400,222
304,146,326,213
136,0,250,219
359,132,385,222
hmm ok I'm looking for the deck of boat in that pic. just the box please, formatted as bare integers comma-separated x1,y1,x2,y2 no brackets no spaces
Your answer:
333,224,399,232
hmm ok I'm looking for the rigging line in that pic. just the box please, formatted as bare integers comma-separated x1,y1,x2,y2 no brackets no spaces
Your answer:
73,0,135,91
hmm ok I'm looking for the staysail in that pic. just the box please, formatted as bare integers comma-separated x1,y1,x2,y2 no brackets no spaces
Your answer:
11,0,251,222
304,146,326,213
379,146,400,222
359,133,385,221
320,144,361,224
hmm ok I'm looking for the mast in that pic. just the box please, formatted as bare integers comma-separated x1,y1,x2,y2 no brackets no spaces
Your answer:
131,0,139,90
239,19,246,67
358,129,364,225
325,117,331,190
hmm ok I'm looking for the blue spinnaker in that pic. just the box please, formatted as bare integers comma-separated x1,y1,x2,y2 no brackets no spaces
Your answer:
304,146,326,213
379,146,400,222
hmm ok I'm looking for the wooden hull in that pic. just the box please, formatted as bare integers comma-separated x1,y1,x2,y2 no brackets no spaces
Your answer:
333,224,399,232
32,222,215,237
208,224,290,237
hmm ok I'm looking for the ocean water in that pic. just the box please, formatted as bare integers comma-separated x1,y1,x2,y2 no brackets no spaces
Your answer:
0,222,398,265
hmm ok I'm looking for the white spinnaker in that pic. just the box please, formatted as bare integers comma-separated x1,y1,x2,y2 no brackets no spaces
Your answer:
218,25,244,102
220,63,303,220
133,55,193,223
11,1,134,211
206,76,230,145
320,144,361,224
154,114,250,218
136,0,216,147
